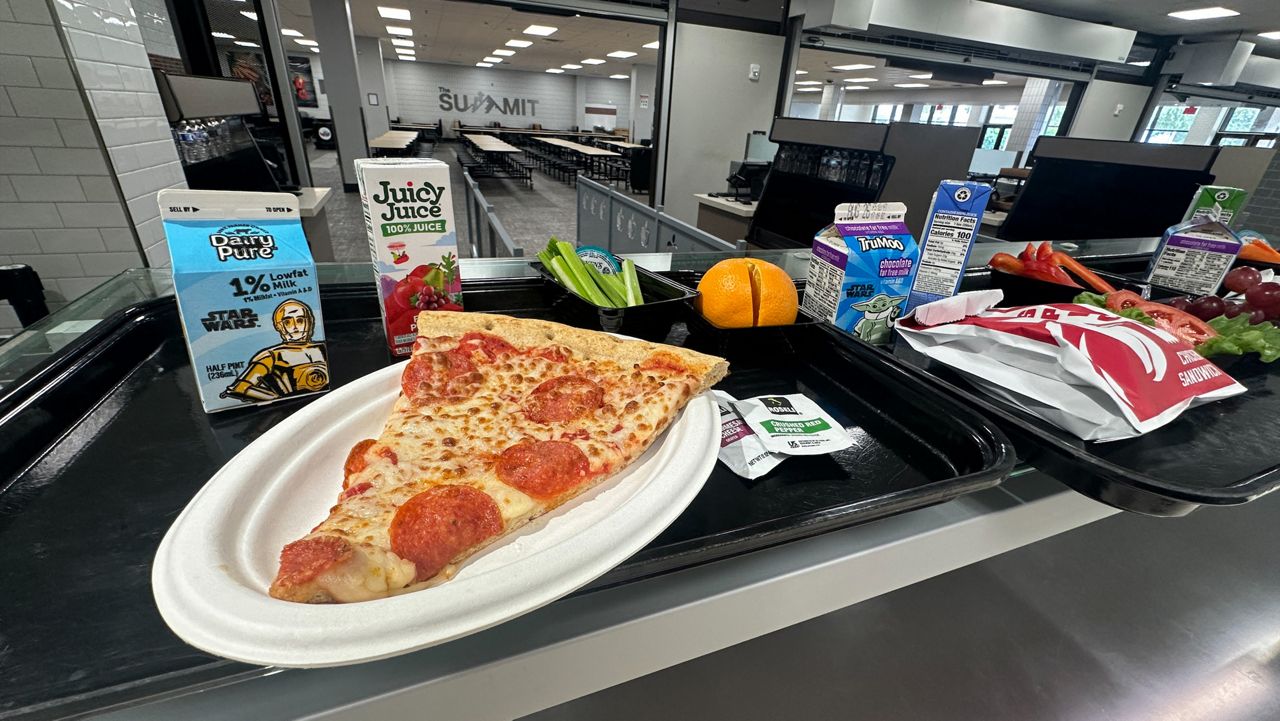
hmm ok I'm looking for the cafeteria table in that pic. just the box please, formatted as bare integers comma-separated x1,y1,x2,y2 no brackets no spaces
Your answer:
461,133,533,187
536,137,622,183
368,130,420,157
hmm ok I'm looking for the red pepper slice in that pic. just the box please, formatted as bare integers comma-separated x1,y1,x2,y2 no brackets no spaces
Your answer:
1105,290,1217,346
1053,252,1116,294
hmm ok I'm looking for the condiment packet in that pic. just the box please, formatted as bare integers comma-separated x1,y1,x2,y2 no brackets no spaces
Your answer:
713,391,788,479
730,394,855,456
906,289,1003,326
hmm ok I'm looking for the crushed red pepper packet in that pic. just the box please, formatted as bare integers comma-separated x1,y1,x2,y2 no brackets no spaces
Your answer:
896,295,1245,441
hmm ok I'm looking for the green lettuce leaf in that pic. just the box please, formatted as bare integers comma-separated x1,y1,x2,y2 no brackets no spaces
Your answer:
1197,314,1280,363
1071,292,1154,326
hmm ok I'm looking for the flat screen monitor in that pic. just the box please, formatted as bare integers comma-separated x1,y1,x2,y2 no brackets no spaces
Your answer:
744,132,777,163
998,157,1213,241
747,170,878,249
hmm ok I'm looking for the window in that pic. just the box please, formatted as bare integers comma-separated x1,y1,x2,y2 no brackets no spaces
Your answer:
1223,107,1261,133
1043,104,1067,136
952,105,973,126
988,104,1018,125
980,126,1011,150
1218,137,1247,146
1141,104,1196,144
872,104,903,124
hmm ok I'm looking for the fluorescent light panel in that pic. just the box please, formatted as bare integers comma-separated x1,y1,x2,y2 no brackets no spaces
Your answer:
795,88,821,93
642,40,659,49
846,85,868,90
609,74,628,79
844,77,877,82
607,50,636,58
832,63,874,71
310,47,319,53
492,49,515,56
281,28,302,37
391,38,413,47
523,24,557,36
377,6,411,20
795,70,808,75
506,39,533,48
386,25,412,36
981,79,1007,85
294,39,317,46
239,10,257,20
795,80,822,85
909,73,932,79
1258,31,1280,39
561,63,582,69
581,58,605,64
483,57,502,63
211,31,234,39
894,83,929,88
1127,60,1151,66
546,68,564,73
476,62,493,67
234,40,258,47
1167,6,1239,19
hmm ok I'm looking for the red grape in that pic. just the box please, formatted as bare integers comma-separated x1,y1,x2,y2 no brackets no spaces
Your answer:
1168,296,1192,311
1224,266,1263,294
1223,300,1246,318
1188,295,1226,321
1250,308,1268,325
1245,282,1280,310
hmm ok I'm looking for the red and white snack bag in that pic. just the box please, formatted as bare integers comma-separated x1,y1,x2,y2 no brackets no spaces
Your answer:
896,302,1245,441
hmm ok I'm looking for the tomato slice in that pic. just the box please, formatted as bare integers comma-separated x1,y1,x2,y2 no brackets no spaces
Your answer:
1105,290,1216,346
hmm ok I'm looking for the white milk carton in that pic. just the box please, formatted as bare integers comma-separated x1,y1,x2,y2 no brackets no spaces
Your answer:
355,158,463,356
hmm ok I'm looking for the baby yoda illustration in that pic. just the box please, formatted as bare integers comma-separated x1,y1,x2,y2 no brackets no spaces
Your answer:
851,293,906,344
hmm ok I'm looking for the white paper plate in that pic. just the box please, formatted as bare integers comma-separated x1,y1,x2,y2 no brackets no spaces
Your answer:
152,360,718,668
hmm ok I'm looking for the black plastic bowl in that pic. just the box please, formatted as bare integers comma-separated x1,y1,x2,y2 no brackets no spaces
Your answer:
532,261,696,342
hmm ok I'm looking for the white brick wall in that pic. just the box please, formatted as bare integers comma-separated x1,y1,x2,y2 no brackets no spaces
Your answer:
579,76,631,130
131,0,180,60
386,60,578,130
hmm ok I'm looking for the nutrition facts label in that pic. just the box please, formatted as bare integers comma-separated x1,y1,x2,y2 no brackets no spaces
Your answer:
913,211,976,297
802,252,845,322
1148,235,1237,296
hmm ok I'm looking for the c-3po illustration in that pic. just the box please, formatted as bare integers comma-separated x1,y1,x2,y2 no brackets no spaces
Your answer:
222,299,330,402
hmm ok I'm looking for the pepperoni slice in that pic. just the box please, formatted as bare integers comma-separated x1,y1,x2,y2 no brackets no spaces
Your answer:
389,485,503,582
338,481,373,502
343,439,377,487
274,536,352,588
458,331,517,360
495,440,592,500
401,350,480,404
523,375,604,424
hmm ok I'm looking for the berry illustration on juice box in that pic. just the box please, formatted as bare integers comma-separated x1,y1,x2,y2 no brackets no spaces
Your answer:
159,189,330,414
356,158,463,356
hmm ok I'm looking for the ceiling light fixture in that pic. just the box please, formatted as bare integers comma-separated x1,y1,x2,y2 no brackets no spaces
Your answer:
377,6,411,20
795,88,822,93
210,31,234,39
844,77,877,83
795,80,822,85
523,24,557,36
1127,60,1151,67
483,56,502,63
894,82,929,88
239,10,257,20
610,74,628,79
642,40,659,49
391,38,413,47
493,49,515,56
1258,31,1280,39
581,58,605,65
845,85,868,90
832,63,874,71
234,40,259,47
795,70,808,75
546,68,564,73
386,25,412,36
909,73,932,79
562,63,582,69
981,79,1008,85
1167,6,1239,20
476,62,493,67
310,47,319,53
506,39,533,48
281,28,302,37
607,50,637,58
294,39,317,46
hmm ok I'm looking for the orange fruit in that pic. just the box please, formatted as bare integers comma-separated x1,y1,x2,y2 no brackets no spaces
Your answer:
696,258,798,328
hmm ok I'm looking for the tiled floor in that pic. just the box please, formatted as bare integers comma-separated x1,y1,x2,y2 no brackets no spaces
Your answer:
308,141,637,261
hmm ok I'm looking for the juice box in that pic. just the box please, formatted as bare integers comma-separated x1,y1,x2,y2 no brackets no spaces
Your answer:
355,157,462,356
159,189,330,414
906,180,992,312
801,202,919,345
1145,218,1243,296
1184,185,1247,226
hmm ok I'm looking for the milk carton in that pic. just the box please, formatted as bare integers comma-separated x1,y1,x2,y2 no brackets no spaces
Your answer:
906,181,992,312
355,158,463,356
801,202,919,345
160,189,330,414
1183,185,1247,226
1145,218,1243,297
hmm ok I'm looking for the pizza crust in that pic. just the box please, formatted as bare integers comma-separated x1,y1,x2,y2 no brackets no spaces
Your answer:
415,311,729,392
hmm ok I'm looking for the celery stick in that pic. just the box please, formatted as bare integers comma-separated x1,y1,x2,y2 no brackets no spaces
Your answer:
556,254,613,307
587,264,627,306
621,259,643,306
545,256,577,292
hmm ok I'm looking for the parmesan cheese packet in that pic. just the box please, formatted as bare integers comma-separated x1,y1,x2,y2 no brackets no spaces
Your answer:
714,390,788,479
730,394,854,456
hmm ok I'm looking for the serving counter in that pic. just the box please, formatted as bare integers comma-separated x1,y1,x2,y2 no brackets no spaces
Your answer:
0,241,1198,720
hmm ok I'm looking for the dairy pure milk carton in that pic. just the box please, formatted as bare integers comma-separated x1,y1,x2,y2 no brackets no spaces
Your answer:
802,202,919,345
1183,186,1247,226
906,180,992,312
355,158,463,356
160,189,330,414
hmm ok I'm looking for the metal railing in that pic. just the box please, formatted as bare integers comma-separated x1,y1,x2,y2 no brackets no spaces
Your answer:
576,177,744,254
461,170,523,258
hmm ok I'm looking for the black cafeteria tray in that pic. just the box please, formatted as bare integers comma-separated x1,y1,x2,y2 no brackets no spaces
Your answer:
0,276,1013,719
889,267,1280,517
531,260,694,341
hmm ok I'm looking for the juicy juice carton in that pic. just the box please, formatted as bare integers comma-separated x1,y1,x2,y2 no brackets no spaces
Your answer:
355,157,462,356
1146,218,1243,297
159,189,330,414
1183,186,1247,226
802,202,919,345
906,180,992,312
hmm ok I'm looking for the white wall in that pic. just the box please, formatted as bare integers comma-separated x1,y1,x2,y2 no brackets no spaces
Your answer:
663,23,784,224
630,64,656,141
578,76,630,131
355,37,388,139
832,85,1024,107
385,61,577,130
1067,79,1151,141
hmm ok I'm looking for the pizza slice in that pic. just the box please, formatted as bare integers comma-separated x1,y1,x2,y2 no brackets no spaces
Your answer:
269,311,728,603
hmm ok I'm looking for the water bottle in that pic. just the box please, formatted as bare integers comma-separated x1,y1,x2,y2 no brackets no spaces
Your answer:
175,121,194,164
192,121,211,162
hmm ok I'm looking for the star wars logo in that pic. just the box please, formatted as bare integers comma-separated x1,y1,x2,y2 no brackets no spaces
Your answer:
202,307,261,331
438,86,539,116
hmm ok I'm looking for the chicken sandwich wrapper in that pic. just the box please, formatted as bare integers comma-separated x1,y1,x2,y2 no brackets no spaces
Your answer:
895,294,1245,441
